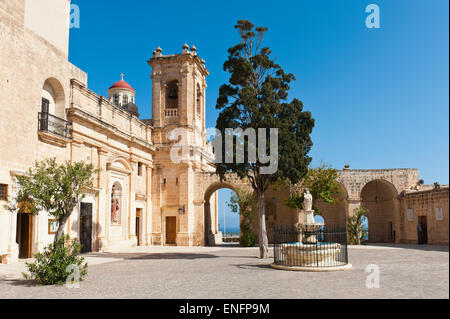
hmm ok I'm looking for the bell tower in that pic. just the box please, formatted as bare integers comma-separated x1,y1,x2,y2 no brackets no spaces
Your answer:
148,44,209,146
148,45,214,247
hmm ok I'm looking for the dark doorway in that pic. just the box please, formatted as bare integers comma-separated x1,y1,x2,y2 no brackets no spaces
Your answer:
16,214,33,259
166,217,177,245
80,203,93,254
418,216,428,245
136,209,142,246
387,221,393,243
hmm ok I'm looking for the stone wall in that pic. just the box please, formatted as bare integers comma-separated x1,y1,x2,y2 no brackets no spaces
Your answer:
400,188,449,245
0,0,86,263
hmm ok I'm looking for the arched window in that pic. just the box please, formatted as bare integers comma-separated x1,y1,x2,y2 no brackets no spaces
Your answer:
114,95,119,106
196,84,202,116
111,182,123,224
166,80,179,109
123,95,128,107
41,78,65,118
42,82,56,115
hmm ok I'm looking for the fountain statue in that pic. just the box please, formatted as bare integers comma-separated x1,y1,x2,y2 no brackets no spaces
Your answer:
303,190,313,211
297,190,323,244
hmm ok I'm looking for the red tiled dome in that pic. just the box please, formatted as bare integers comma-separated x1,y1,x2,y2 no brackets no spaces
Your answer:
109,80,135,93
109,74,135,93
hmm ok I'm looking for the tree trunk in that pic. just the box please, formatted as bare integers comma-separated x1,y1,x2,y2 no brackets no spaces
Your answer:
55,214,69,244
257,191,269,259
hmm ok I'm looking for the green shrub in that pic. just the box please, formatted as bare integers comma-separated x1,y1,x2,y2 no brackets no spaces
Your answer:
23,236,88,285
239,223,258,247
227,188,259,247
347,205,369,245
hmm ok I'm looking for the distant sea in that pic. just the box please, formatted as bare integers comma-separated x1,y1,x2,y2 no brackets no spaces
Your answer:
219,227,240,236
219,227,370,240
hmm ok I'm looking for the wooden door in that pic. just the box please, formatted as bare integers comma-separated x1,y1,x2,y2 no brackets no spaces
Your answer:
136,209,142,246
136,217,140,246
80,203,93,254
166,217,177,245
17,214,33,259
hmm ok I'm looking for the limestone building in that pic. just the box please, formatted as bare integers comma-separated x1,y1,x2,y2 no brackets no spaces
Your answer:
0,0,447,264
0,0,221,263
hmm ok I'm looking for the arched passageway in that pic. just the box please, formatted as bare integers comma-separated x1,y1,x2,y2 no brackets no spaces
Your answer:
361,179,399,243
203,182,237,246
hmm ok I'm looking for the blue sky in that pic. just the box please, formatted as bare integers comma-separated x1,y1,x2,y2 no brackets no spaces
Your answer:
69,0,449,231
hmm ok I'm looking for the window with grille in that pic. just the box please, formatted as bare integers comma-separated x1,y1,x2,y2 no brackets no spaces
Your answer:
41,98,50,113
0,184,7,201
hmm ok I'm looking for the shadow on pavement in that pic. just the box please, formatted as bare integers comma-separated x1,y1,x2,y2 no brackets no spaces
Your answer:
235,263,273,270
85,252,220,260
361,243,449,252
0,275,40,287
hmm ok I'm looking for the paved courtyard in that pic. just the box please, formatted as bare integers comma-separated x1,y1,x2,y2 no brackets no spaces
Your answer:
0,244,448,299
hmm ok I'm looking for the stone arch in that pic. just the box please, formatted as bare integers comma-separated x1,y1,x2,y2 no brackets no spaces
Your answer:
315,182,349,228
42,77,65,119
108,157,132,174
203,181,237,246
337,169,418,201
360,179,399,243
201,173,250,246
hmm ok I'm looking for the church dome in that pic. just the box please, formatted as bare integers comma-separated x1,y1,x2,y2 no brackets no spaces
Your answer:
109,74,135,93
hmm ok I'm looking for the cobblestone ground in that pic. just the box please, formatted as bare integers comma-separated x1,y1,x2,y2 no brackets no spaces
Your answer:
0,244,448,299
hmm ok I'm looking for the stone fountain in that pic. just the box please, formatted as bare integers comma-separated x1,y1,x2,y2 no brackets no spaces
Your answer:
271,190,352,271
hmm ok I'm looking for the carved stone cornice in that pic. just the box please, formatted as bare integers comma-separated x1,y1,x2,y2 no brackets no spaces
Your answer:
193,200,205,206
106,163,131,175
38,131,71,148
67,107,155,153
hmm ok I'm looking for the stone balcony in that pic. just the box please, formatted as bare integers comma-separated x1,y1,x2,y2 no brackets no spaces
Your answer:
38,112,73,147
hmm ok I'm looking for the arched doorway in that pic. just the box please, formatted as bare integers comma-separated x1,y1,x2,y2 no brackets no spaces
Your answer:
204,182,237,246
315,183,349,228
361,179,399,243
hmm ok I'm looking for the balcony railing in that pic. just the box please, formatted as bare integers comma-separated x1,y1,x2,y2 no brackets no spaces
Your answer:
38,112,73,139
165,109,178,118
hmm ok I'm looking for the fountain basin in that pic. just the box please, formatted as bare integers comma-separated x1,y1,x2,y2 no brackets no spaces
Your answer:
279,242,343,267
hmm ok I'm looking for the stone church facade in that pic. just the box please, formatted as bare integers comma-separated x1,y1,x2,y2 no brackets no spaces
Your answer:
0,0,447,264
0,0,222,263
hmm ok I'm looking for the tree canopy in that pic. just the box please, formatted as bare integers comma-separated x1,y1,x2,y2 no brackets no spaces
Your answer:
6,158,97,243
215,20,315,258
285,164,341,215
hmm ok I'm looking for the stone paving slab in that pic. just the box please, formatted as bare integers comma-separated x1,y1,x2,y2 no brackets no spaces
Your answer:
0,244,448,299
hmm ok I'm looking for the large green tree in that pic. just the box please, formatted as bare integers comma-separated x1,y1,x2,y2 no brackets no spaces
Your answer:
215,20,315,258
6,158,97,244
